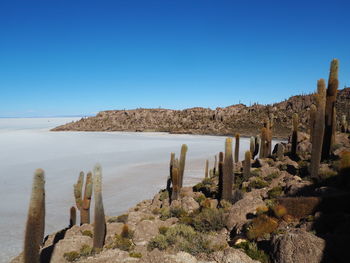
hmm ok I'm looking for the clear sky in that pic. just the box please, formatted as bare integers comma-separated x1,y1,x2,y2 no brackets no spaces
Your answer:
0,0,349,117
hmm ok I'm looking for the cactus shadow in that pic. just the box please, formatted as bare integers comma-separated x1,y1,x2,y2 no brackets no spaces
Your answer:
40,227,69,263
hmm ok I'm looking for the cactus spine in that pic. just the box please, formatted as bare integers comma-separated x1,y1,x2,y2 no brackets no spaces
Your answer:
309,104,317,143
205,159,209,178
222,138,233,201
93,164,106,249
322,59,339,160
243,151,251,178
24,169,45,263
310,79,326,179
74,171,93,225
291,113,299,158
179,144,188,188
234,133,240,163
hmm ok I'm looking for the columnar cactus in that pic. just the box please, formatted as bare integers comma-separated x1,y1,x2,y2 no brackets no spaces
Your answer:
74,171,93,225
24,169,45,263
93,164,106,249
179,144,188,188
167,153,175,193
340,151,350,177
69,206,76,228
341,114,348,133
309,104,317,143
276,143,285,161
253,135,260,159
171,159,180,200
205,159,209,178
243,151,251,178
310,79,326,179
260,127,268,158
222,138,233,201
218,152,224,200
291,113,299,158
322,59,339,160
250,137,255,157
213,155,217,176
234,133,240,163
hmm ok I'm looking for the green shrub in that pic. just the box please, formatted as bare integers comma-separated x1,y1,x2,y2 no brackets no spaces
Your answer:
170,206,187,218
129,252,142,258
159,207,171,220
79,244,93,257
248,178,268,189
107,234,133,251
190,208,226,232
159,190,169,201
108,214,128,223
265,172,279,182
235,241,270,263
194,193,206,204
63,251,80,262
81,230,93,238
267,186,283,199
158,226,169,235
148,224,212,256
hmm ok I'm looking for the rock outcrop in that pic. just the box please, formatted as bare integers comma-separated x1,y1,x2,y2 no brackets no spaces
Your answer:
52,88,350,138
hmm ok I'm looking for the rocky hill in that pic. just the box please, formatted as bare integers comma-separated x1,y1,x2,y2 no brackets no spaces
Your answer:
52,88,350,138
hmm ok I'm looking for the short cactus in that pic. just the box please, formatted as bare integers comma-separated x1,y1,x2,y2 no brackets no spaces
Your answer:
205,159,209,178
93,164,106,249
24,169,45,263
310,79,326,179
179,144,188,188
291,113,299,158
74,171,93,225
222,138,233,201
234,133,240,163
243,151,251,178
69,206,76,228
322,59,339,160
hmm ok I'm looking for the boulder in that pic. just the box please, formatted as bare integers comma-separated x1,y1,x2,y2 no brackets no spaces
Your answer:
211,248,260,263
132,220,159,246
271,229,328,263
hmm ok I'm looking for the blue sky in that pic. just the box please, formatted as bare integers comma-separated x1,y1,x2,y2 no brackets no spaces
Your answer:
0,0,349,117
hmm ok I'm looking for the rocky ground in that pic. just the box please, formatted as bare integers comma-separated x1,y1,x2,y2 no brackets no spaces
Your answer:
51,88,350,139
11,131,350,263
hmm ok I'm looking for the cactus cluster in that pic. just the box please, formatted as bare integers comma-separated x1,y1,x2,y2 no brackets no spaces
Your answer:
310,79,326,178
74,171,93,225
169,144,188,201
322,59,339,160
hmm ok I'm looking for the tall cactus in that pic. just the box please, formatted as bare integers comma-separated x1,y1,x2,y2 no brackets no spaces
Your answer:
74,171,93,225
341,114,348,133
167,153,175,193
213,155,217,176
218,152,224,200
309,104,317,143
250,137,255,157
205,159,209,178
260,127,268,158
222,138,233,201
24,169,45,263
310,79,326,179
171,159,180,200
291,113,299,158
253,135,260,159
69,206,76,228
179,144,188,188
243,151,251,178
322,59,339,160
234,133,240,163
93,164,106,249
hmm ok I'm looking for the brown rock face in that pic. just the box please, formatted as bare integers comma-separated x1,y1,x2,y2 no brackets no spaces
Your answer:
51,88,350,138
271,229,331,263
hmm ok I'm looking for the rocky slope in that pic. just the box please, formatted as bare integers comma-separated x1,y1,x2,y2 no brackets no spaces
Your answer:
52,88,350,138
11,132,350,263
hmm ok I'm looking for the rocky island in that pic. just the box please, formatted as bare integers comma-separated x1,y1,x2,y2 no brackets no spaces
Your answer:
12,60,350,263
